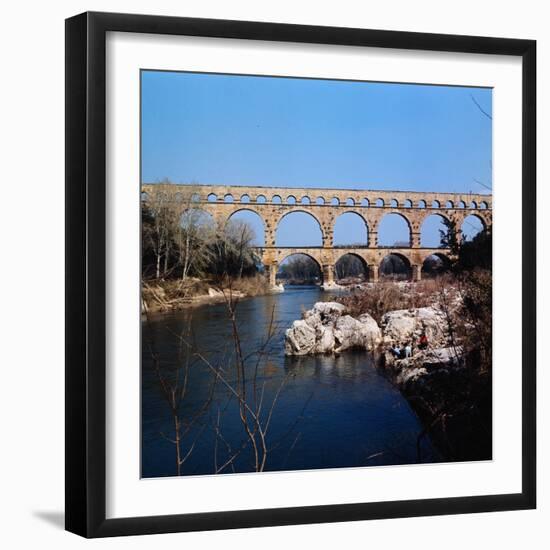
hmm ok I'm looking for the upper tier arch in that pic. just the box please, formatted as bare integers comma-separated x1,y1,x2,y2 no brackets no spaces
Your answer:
141,183,492,249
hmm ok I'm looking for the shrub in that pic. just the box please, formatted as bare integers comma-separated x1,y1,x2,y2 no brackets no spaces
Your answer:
337,279,450,323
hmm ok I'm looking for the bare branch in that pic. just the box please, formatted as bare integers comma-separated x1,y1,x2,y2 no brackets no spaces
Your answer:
473,177,492,191
470,93,492,120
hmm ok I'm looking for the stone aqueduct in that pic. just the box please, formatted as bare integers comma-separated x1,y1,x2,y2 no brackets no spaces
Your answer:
142,183,492,286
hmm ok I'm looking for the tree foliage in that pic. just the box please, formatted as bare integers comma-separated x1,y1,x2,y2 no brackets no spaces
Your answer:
440,218,492,272
439,217,492,373
335,255,367,280
141,185,262,281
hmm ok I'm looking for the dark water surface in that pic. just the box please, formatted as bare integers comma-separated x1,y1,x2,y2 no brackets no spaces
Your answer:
142,286,441,478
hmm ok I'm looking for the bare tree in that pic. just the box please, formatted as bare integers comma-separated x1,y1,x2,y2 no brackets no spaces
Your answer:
177,201,216,282
143,183,178,279
168,290,294,474
147,318,219,476
224,219,257,279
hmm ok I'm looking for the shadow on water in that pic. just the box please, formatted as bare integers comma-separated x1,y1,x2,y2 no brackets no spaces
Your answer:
142,285,442,478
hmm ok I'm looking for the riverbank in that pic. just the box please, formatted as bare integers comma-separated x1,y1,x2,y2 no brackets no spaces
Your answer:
142,275,455,314
141,274,282,313
284,274,492,462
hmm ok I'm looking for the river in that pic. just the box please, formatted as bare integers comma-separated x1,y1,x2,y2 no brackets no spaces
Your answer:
141,285,442,478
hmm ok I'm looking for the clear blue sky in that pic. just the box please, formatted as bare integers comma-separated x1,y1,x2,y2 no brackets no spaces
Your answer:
141,70,491,247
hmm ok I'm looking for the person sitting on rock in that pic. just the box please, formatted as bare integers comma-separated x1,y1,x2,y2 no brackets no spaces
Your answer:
404,342,412,358
390,345,401,358
418,332,428,350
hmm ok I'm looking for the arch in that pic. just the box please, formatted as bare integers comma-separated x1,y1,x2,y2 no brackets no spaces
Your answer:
240,194,250,203
272,195,282,204
431,200,440,208
276,253,323,286
421,253,452,278
479,201,488,210
445,200,454,208
334,253,369,282
375,198,384,207
301,196,311,205
390,198,399,208
346,197,355,206
460,214,486,241
316,196,325,205
275,210,324,247
457,200,466,209
469,201,477,209
224,193,234,203
331,197,340,206
378,212,411,247
256,194,267,204
226,209,265,247
404,199,413,208
207,193,217,202
420,213,451,248
333,212,369,247
418,199,427,209
287,195,297,205
380,253,412,281
361,198,369,207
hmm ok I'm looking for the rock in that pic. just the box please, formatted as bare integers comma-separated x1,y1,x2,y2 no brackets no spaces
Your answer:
284,320,316,355
386,346,463,386
285,302,380,355
311,301,347,317
422,346,463,367
207,287,223,297
334,314,381,352
303,301,346,329
381,307,447,348
396,366,428,385
314,324,336,353
358,313,381,335
304,311,322,329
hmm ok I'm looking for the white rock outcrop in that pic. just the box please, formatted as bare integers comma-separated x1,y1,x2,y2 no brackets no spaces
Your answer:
381,307,447,347
386,345,464,391
309,301,347,317
284,320,317,355
333,315,380,352
285,302,381,355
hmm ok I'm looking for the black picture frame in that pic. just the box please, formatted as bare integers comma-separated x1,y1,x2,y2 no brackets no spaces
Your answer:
65,11,536,538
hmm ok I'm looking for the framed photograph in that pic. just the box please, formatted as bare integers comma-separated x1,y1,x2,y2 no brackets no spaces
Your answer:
65,11,536,537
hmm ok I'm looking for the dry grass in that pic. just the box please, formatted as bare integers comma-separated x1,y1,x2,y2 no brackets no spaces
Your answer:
223,274,271,296
142,278,210,311
337,275,457,323
337,272,492,373
142,274,271,312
